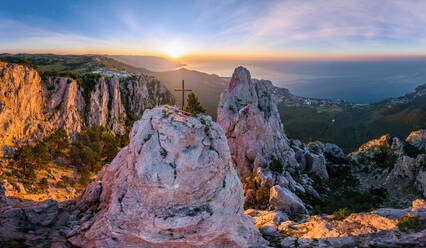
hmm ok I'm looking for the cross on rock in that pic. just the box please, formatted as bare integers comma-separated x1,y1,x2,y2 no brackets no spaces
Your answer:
174,80,192,110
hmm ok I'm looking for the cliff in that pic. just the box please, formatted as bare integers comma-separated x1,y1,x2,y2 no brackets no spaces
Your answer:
0,62,175,156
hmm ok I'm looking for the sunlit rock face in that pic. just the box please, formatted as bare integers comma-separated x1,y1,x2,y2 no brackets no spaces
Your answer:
0,63,48,156
217,66,298,180
406,129,426,150
0,62,174,156
349,133,426,205
68,106,267,248
254,199,426,248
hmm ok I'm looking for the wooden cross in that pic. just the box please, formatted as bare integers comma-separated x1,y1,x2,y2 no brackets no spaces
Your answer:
174,80,192,110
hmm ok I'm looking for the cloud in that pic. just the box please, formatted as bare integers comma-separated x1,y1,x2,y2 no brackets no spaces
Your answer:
209,0,426,53
0,19,115,52
2,0,426,55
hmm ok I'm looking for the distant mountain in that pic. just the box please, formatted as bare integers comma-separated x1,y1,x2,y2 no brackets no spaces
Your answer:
107,55,185,71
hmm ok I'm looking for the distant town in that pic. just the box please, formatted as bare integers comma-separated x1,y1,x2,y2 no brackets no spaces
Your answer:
91,69,141,78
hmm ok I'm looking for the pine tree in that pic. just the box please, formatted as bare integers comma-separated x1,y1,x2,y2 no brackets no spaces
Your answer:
185,92,206,116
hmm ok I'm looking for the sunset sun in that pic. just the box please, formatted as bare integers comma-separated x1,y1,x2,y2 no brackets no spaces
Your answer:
162,41,188,58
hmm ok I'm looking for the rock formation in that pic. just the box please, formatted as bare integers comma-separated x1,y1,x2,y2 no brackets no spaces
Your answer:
217,66,298,179
0,62,174,156
67,106,267,247
0,106,267,247
406,129,426,150
217,66,335,214
350,133,426,206
276,199,426,247
0,63,48,156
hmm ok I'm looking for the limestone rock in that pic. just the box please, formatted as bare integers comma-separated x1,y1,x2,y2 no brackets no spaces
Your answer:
291,141,329,180
68,106,267,247
269,185,308,215
88,77,110,127
44,77,85,135
276,199,426,247
324,143,345,161
0,62,175,155
120,75,175,117
0,62,47,156
23,199,58,226
248,209,288,228
217,66,297,179
107,77,126,133
406,129,426,149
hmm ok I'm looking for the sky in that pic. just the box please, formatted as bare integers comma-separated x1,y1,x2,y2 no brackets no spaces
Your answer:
2,0,426,59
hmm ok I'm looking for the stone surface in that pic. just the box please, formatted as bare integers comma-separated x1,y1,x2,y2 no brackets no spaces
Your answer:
269,185,308,214
406,129,426,149
67,106,267,247
276,199,426,247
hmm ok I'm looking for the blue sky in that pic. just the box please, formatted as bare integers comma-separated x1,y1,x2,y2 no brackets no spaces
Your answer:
2,0,426,58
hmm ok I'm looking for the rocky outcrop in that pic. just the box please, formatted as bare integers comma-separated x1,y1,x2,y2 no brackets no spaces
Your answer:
291,141,329,180
0,106,267,247
217,66,298,179
67,106,267,247
217,66,344,215
406,129,426,150
269,185,308,215
44,77,85,135
277,199,426,248
88,77,127,134
88,77,110,128
350,133,426,206
0,62,175,155
0,63,48,156
120,75,175,117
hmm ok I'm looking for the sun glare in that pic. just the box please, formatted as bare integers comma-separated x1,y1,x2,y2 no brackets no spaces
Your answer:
162,41,188,58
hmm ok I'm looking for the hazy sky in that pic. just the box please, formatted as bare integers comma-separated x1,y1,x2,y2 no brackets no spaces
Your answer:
2,0,426,59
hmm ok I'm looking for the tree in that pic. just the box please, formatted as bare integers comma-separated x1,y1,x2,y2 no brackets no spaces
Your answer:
185,92,206,116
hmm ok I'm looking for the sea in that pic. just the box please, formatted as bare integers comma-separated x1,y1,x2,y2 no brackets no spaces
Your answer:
182,59,426,104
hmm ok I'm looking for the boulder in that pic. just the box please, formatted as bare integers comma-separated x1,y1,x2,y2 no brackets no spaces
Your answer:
406,129,426,149
269,185,308,215
23,199,58,226
304,152,328,180
324,143,345,161
68,106,267,247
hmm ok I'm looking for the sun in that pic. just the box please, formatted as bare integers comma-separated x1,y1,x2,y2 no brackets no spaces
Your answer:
162,41,188,59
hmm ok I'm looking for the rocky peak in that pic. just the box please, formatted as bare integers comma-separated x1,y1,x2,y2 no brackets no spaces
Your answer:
217,66,339,216
66,106,266,247
217,66,297,180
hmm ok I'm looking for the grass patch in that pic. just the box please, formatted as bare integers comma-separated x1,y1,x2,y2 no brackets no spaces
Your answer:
397,216,421,232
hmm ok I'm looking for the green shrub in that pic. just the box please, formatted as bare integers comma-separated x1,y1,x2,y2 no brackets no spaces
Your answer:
269,156,283,174
56,175,74,188
373,148,397,169
397,216,421,232
255,187,270,208
185,93,206,116
69,125,123,173
404,143,423,158
38,177,49,192
331,208,351,220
